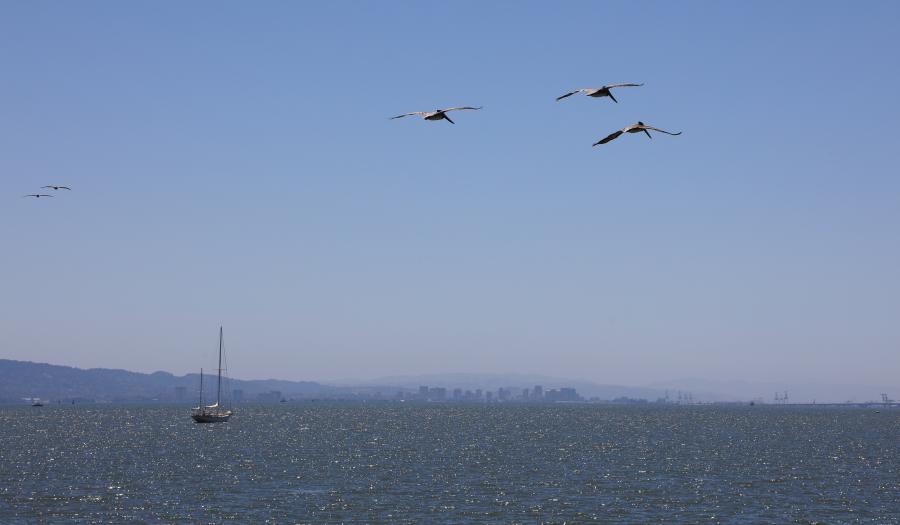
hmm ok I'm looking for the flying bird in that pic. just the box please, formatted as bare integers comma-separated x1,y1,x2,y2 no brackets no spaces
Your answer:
593,122,682,146
41,185,71,191
556,83,644,103
390,106,482,124
23,194,54,198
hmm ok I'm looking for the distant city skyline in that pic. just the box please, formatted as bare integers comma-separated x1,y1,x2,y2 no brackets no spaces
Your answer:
2,2,899,388
3,358,896,406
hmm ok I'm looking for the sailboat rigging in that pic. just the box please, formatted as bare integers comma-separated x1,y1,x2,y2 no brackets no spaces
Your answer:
191,327,233,423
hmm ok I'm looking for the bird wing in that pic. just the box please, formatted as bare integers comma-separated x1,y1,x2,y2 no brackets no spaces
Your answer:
555,89,586,101
59,186,71,190
439,106,483,113
390,112,428,119
640,125,682,136
603,83,643,89
39,194,53,197
593,130,625,146
41,186,53,189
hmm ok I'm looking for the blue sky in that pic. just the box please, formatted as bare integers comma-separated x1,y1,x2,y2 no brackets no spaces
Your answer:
2,1,899,386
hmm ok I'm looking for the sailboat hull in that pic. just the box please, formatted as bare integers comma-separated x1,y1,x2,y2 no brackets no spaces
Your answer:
191,411,232,423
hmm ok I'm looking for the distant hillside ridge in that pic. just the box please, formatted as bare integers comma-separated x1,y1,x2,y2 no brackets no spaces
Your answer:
0,359,357,404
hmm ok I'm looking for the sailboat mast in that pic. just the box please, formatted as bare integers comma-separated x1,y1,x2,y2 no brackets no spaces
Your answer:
216,326,223,406
199,368,204,408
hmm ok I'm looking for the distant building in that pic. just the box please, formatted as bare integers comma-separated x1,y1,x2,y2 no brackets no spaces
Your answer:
560,388,578,401
419,386,429,399
545,387,580,402
485,391,493,402
452,388,462,401
532,385,543,400
428,387,447,401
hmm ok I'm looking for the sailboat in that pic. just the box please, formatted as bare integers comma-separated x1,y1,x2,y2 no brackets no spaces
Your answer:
191,327,233,423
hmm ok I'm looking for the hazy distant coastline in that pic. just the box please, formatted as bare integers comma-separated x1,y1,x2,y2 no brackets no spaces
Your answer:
0,359,658,405
2,359,895,406
0,359,346,405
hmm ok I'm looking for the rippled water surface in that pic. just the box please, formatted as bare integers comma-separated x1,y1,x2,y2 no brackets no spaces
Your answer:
1,404,898,523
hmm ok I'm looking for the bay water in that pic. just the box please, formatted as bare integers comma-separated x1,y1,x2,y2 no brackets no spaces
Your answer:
1,404,897,523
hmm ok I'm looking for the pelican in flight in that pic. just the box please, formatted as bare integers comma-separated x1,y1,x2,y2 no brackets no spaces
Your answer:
593,122,682,146
390,106,482,124
556,83,643,103
23,194,54,198
42,185,71,191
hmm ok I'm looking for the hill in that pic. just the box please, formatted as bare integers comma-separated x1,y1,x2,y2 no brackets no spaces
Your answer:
0,359,360,404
